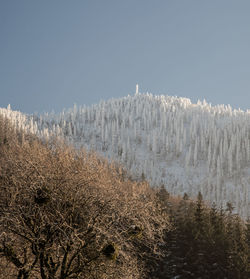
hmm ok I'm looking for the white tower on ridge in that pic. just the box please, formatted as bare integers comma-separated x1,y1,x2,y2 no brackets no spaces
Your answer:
135,84,139,95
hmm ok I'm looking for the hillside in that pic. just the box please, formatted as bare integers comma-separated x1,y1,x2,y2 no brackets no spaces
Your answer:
0,93,250,217
0,114,249,279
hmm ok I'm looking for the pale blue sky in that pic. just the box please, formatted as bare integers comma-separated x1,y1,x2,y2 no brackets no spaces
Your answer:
1,0,250,113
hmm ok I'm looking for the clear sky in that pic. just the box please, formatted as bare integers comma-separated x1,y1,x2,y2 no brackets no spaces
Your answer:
1,0,250,113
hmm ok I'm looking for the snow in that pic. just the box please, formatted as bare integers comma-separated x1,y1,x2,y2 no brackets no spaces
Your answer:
1,92,249,218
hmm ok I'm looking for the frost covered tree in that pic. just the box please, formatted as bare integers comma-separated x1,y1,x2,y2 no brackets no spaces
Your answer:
1,92,249,218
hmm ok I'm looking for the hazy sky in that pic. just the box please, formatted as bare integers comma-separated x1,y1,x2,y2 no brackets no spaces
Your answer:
1,0,250,113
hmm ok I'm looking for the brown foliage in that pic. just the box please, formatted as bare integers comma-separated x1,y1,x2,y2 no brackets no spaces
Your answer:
0,116,169,279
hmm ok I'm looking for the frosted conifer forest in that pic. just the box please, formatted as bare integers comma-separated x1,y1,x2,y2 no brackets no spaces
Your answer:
1,92,250,218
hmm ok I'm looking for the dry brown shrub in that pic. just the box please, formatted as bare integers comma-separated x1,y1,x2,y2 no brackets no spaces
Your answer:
0,116,170,279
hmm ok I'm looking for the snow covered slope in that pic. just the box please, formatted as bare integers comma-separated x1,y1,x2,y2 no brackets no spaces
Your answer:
1,93,250,218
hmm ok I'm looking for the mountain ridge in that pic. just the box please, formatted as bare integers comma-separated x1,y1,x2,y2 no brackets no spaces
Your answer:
1,93,249,218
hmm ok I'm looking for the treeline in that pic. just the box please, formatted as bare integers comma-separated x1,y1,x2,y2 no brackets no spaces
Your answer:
156,188,250,278
0,115,249,278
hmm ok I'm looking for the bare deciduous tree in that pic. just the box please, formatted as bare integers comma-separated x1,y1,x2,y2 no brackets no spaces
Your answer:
0,117,169,279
